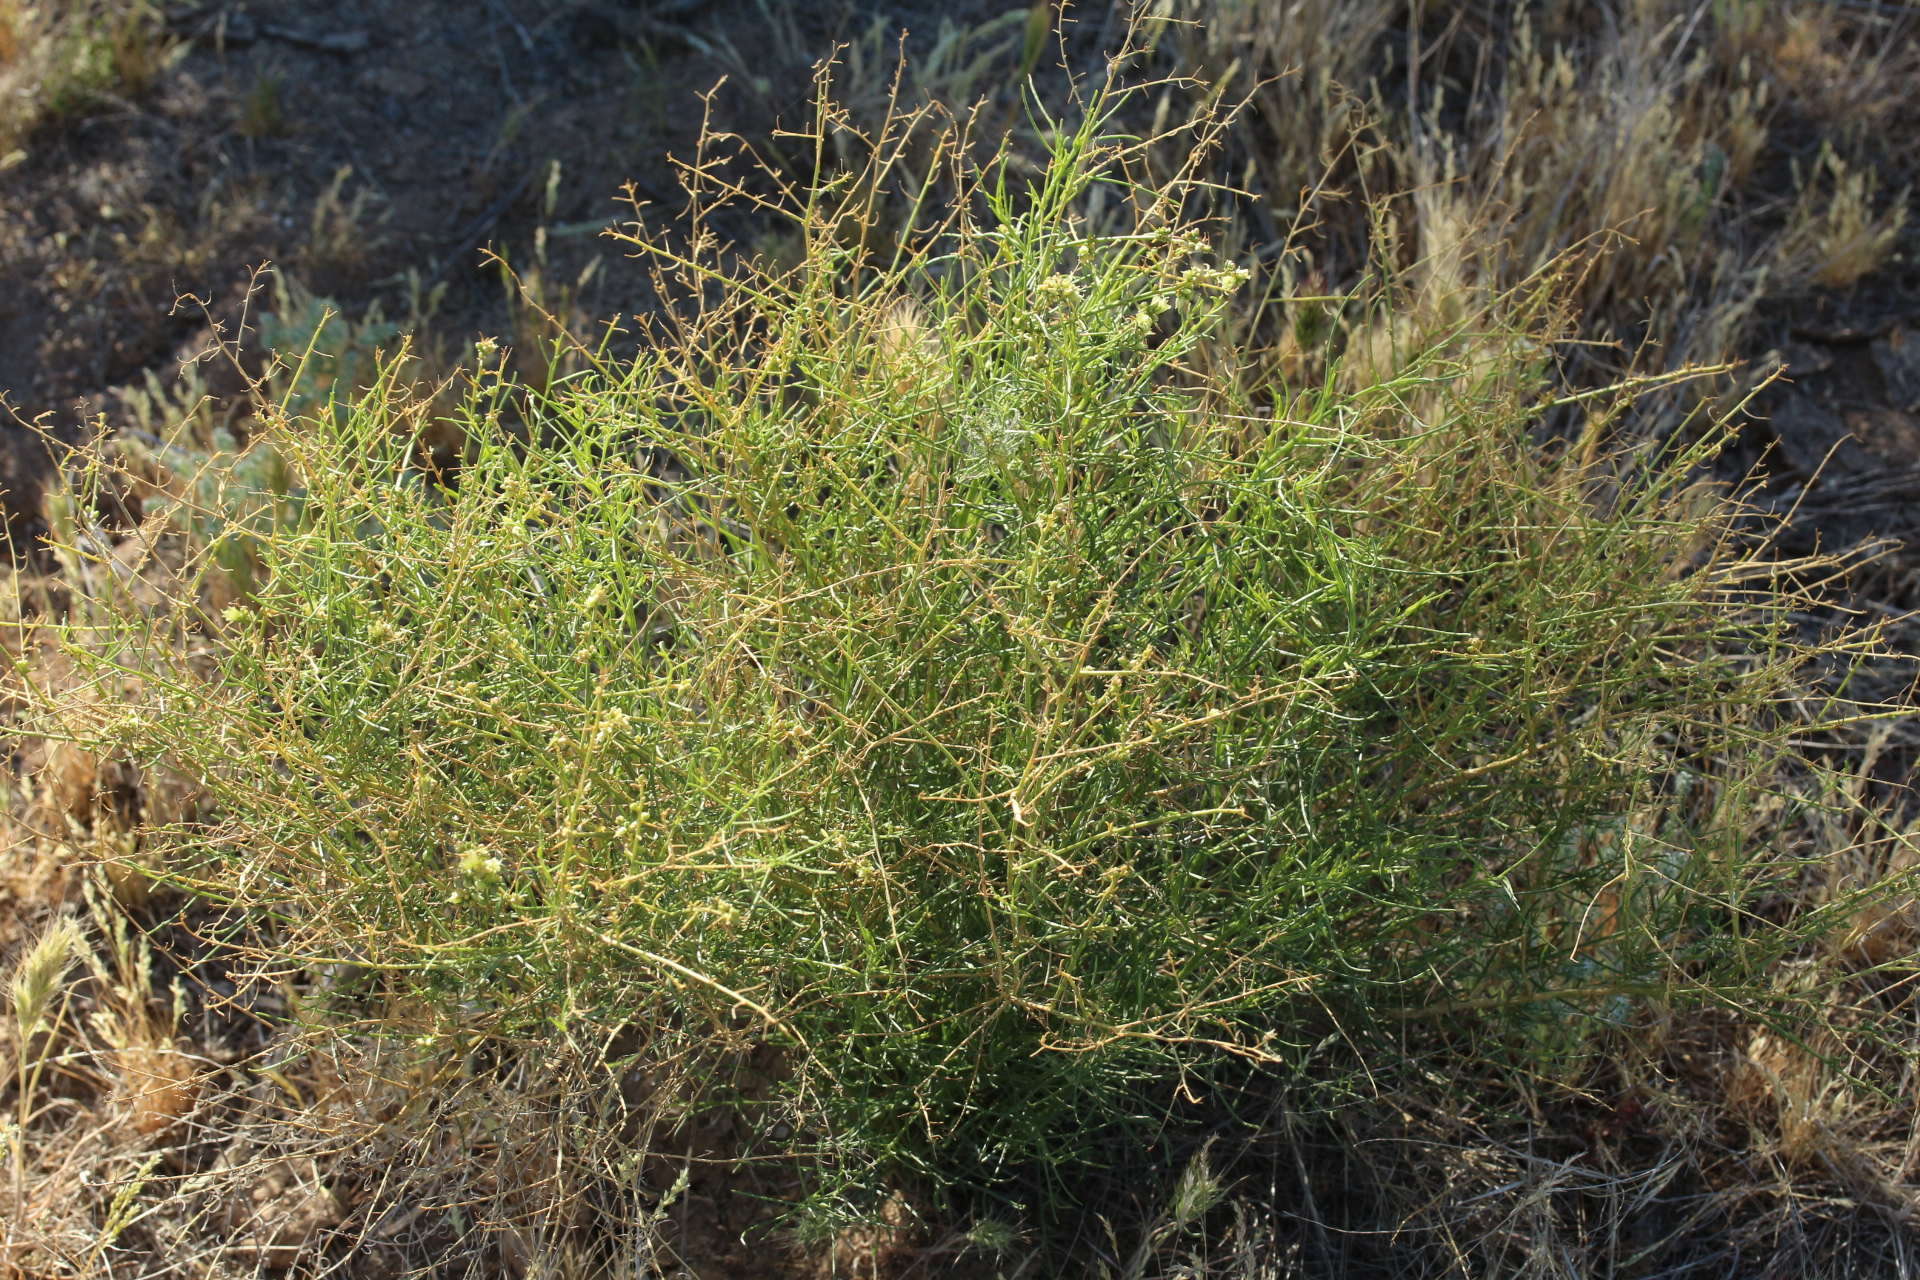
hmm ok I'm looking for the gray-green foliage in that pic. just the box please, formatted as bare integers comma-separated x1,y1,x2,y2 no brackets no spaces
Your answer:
64,89,1838,1201
256,272,405,423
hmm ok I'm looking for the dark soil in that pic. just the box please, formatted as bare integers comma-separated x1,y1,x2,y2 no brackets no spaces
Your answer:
0,0,1005,530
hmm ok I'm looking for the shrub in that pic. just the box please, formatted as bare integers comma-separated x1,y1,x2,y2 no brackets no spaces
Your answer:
49,85,1855,1208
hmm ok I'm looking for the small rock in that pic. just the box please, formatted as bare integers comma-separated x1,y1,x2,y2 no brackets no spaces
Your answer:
1847,407,1920,464
1774,340,1832,379
1871,327,1920,412
362,67,430,99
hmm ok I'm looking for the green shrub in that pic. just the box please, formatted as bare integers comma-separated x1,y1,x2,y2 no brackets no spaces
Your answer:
56,89,1848,1205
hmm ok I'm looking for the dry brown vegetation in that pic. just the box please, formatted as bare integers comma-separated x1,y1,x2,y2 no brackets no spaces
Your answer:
3,2,1920,1277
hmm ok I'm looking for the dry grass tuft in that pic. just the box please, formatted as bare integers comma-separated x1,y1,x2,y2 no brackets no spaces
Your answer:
1777,143,1912,292
0,0,177,160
